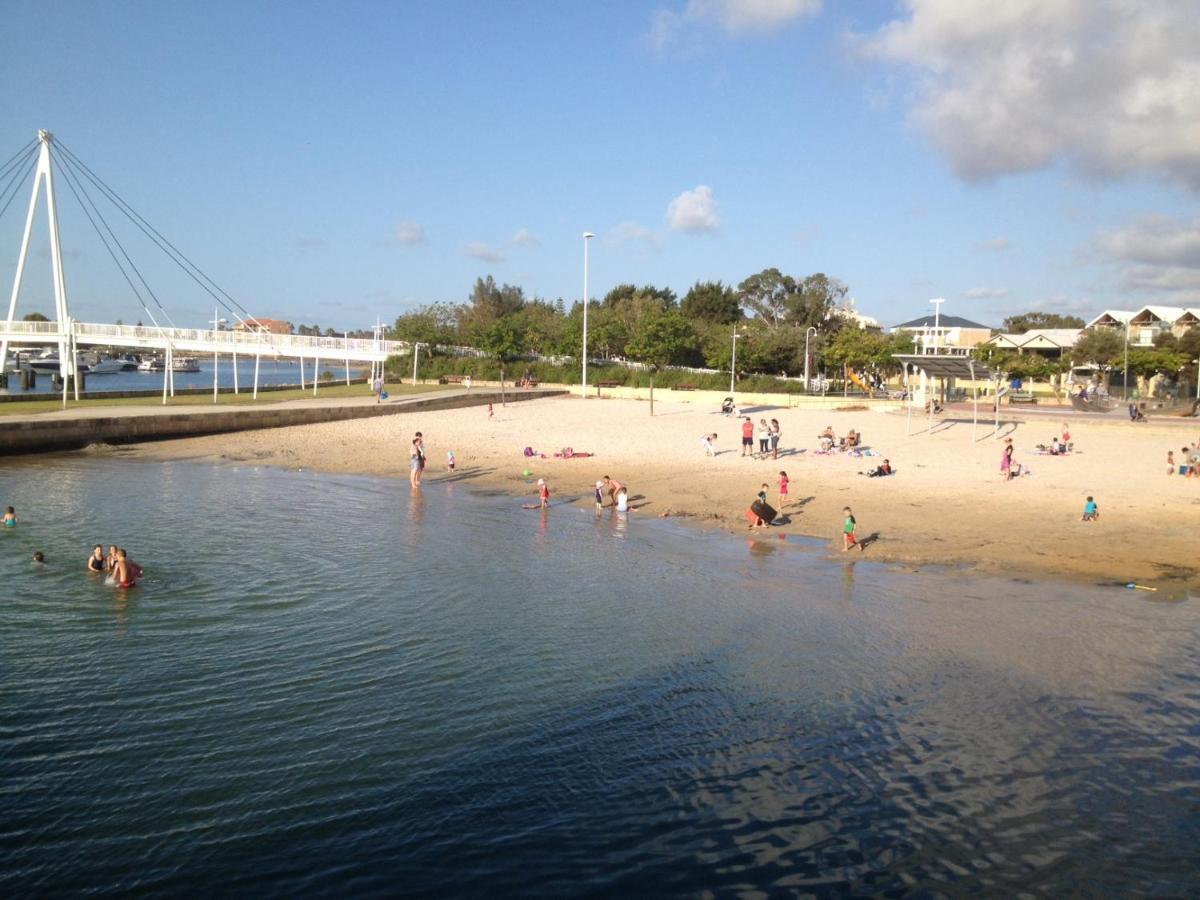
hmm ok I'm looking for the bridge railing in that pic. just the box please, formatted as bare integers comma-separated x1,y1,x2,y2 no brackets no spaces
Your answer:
0,320,64,336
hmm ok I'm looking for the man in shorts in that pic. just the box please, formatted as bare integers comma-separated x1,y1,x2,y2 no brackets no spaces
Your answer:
741,416,754,457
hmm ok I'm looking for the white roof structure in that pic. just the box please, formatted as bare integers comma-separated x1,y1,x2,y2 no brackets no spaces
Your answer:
985,328,1081,351
1087,306,1200,328
1087,310,1135,327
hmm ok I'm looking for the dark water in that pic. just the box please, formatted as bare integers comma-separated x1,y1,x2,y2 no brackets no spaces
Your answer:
1,458,1198,896
1,356,355,395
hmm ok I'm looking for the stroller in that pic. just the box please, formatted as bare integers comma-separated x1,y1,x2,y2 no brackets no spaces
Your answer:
721,397,736,416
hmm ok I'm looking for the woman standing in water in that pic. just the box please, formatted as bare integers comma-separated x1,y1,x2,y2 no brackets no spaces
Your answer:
87,545,105,573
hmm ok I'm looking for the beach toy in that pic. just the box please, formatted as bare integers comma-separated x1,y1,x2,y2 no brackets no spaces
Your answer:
1125,583,1157,592
522,468,531,477
380,391,389,400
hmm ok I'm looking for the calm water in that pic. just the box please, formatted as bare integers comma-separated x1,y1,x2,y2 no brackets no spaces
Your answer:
2,356,356,395
1,457,1198,896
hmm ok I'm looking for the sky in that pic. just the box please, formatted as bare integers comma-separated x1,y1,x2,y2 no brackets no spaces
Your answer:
1,0,1198,331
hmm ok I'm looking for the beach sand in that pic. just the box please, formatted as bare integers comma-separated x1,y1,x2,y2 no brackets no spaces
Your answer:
126,393,1200,590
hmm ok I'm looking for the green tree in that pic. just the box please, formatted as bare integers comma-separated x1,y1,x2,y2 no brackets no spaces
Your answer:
1179,326,1200,361
1127,347,1188,396
1071,329,1124,385
1002,311,1086,333
21,311,49,322
681,280,741,324
737,268,795,327
792,273,848,330
625,310,696,414
478,318,524,403
392,302,461,347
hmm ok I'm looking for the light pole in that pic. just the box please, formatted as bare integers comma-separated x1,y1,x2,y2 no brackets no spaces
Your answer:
411,341,422,386
804,326,817,392
1123,320,1130,402
929,298,945,354
730,328,742,394
581,232,594,397
1194,358,1199,400
210,308,227,403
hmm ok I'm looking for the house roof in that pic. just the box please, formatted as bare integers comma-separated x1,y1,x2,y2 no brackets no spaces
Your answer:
1086,310,1134,327
984,329,1081,350
1129,305,1188,324
893,314,992,330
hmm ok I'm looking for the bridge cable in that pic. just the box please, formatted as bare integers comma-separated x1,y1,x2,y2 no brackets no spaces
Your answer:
0,144,40,222
53,139,260,330
0,139,37,182
52,155,170,334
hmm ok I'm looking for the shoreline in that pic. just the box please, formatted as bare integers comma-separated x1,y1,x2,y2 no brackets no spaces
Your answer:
114,394,1199,596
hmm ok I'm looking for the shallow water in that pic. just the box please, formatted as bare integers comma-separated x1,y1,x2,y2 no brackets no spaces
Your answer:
1,458,1198,896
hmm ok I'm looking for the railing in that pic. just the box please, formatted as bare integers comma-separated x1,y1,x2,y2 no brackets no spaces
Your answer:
0,319,406,359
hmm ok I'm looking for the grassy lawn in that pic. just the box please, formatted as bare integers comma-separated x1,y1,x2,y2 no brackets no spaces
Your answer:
0,382,455,417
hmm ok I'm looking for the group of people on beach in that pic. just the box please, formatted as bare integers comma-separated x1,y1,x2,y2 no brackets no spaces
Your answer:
1167,443,1200,477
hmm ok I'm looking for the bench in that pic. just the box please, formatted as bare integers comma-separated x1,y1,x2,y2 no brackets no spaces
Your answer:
673,384,698,391
595,380,620,396
522,379,539,388
438,374,467,385
1008,391,1037,404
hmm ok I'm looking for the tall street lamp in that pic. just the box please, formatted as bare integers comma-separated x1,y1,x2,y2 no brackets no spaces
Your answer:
1123,319,1130,402
804,326,817,392
730,327,743,394
581,232,594,397
1194,358,1199,400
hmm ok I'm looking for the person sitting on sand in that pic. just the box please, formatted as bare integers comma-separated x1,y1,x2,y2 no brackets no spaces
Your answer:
819,425,835,441
842,429,860,449
1082,496,1099,522
865,459,892,477
2,506,15,527
749,484,770,528
87,545,105,573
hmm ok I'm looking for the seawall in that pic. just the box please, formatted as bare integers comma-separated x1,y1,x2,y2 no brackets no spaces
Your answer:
0,389,565,457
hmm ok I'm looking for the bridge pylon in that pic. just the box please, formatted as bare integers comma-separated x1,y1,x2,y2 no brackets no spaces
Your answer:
1,130,80,399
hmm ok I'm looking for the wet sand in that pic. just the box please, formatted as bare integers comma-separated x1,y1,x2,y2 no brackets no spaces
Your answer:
125,393,1200,591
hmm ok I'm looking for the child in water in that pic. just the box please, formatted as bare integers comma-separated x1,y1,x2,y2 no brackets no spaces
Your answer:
2,506,15,527
32,551,44,564
594,480,604,516
1082,496,1099,521
537,478,550,509
447,450,456,472
842,507,862,552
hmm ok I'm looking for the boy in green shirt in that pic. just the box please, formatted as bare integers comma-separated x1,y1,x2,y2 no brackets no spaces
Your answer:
842,507,862,552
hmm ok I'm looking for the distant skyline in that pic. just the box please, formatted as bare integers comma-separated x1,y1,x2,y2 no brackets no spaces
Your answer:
1,0,1197,330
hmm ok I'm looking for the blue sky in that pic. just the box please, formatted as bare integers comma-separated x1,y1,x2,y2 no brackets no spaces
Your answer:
2,0,1198,330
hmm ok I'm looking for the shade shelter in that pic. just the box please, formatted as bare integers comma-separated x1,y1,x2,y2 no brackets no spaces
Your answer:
893,353,1000,441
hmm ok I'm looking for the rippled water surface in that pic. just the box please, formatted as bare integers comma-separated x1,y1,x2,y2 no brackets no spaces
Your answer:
2,458,1198,896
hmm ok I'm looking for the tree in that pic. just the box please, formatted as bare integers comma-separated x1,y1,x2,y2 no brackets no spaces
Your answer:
791,273,848,330
478,318,524,404
392,302,461,347
737,268,795,328
625,310,696,414
1179,326,1200,361
22,311,49,322
1127,347,1188,396
681,281,741,324
1002,311,1085,333
1071,329,1124,384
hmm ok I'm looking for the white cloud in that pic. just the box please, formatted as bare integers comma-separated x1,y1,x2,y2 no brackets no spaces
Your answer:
465,242,506,263
511,227,540,247
666,185,720,232
606,220,661,248
964,286,1008,299
394,221,426,245
1095,215,1200,299
864,0,1200,189
979,236,1010,251
649,0,820,49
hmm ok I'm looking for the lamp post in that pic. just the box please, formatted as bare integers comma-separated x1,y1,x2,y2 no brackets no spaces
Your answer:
730,328,742,394
1123,320,1130,402
804,326,817,392
210,308,227,403
929,298,945,354
1194,358,1199,400
581,232,594,397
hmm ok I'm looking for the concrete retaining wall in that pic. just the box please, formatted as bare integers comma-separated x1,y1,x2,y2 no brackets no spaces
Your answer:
0,389,564,457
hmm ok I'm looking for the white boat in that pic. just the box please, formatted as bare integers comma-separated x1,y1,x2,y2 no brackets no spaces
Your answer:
27,351,63,372
172,356,200,373
85,358,126,375
137,357,165,372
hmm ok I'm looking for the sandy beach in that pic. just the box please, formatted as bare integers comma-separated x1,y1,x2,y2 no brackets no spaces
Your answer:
125,391,1200,591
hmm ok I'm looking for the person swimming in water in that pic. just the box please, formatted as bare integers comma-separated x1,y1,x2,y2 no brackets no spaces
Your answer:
87,545,105,573
105,544,119,574
32,551,44,564
2,506,16,527
113,548,143,589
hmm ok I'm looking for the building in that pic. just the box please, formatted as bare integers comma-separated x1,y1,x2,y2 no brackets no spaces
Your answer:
1086,306,1200,346
983,328,1082,358
892,314,993,355
233,317,292,335
832,299,882,330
